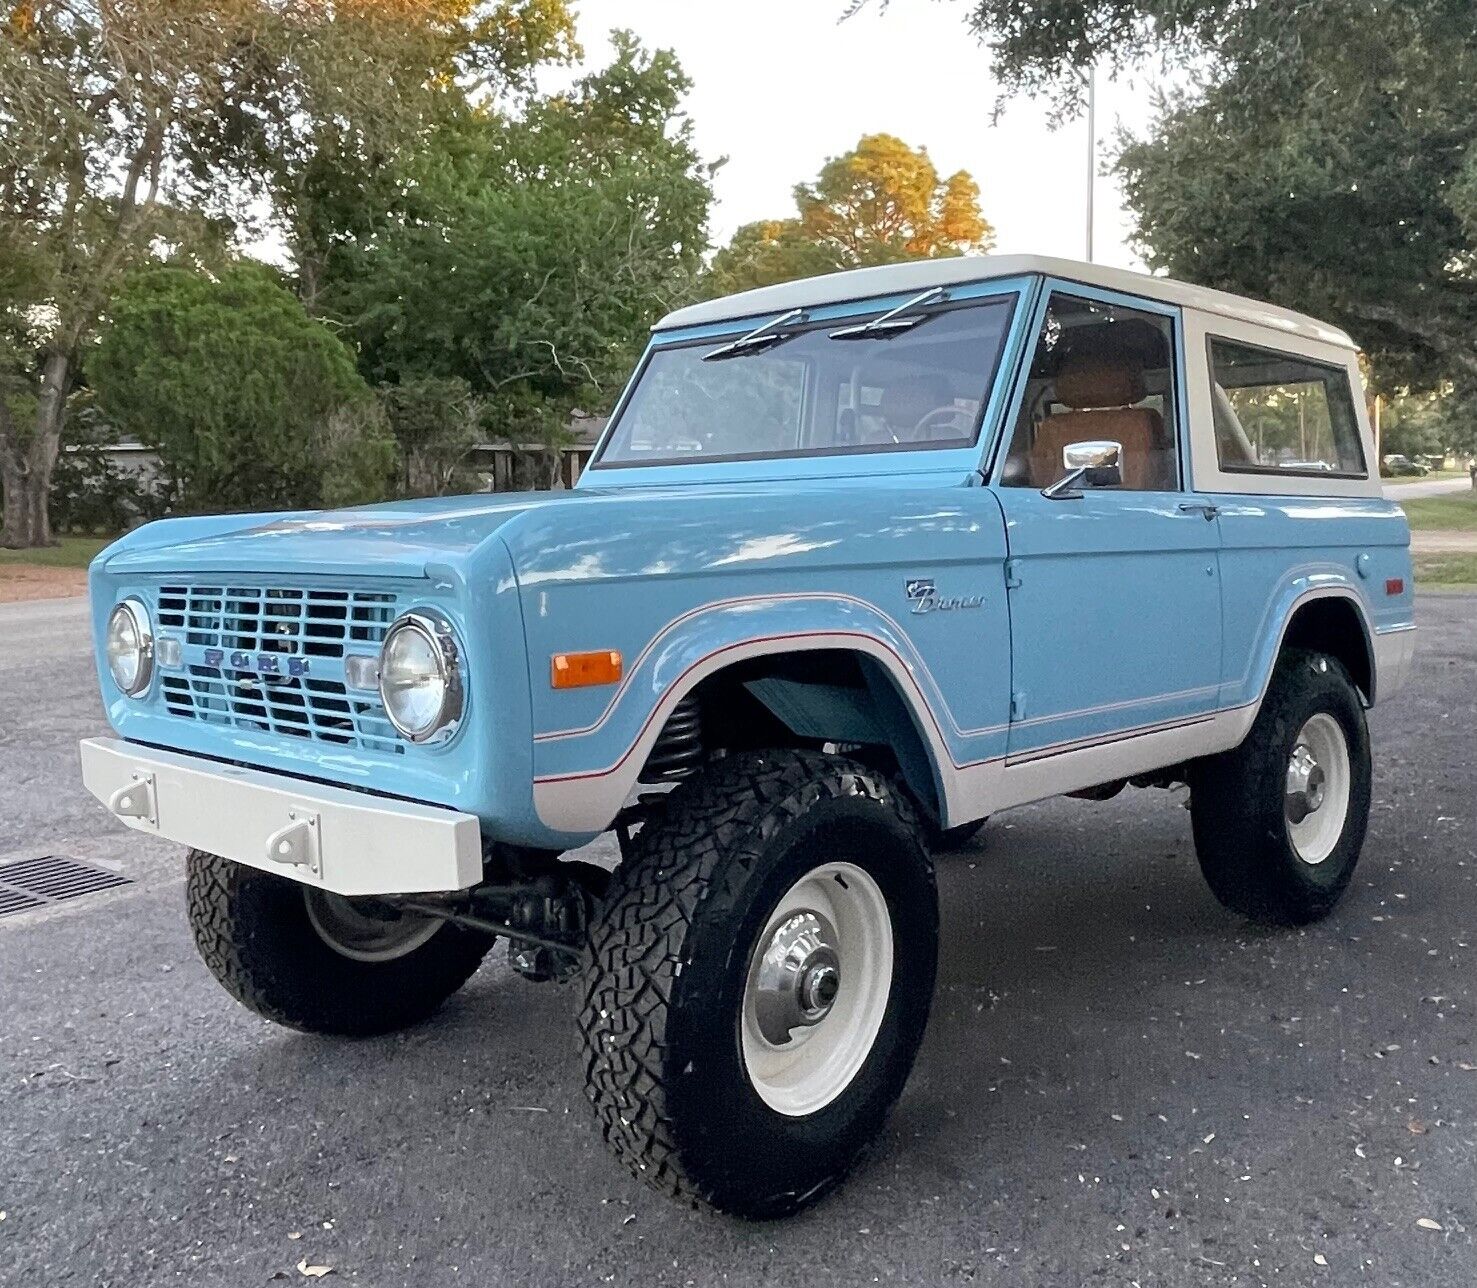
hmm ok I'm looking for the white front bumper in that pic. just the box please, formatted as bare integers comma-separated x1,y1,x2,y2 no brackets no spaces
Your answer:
80,737,483,896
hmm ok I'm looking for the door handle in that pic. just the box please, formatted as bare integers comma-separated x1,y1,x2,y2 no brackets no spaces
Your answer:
1177,502,1220,521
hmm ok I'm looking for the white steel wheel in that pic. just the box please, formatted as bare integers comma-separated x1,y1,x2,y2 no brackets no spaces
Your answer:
740,861,894,1117
1284,712,1352,866
303,889,443,963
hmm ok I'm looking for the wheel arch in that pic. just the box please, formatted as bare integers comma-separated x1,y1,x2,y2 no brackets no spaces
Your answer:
532,628,958,836
680,646,948,822
1268,588,1376,706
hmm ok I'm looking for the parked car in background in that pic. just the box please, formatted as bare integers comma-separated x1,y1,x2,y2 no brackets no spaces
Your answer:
1382,453,1430,477
80,254,1415,1218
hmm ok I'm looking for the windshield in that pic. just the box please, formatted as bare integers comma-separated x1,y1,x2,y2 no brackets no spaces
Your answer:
592,294,1017,468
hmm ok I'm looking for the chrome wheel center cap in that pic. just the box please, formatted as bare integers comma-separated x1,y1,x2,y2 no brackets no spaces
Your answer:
753,910,841,1045
1285,742,1327,825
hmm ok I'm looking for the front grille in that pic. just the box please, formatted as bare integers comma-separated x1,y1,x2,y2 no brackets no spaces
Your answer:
154,583,405,754
157,584,398,657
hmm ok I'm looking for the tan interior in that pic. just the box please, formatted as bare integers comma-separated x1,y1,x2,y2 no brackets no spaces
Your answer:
1029,353,1174,490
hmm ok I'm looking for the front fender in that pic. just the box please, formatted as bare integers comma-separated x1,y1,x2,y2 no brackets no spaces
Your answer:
528,592,967,837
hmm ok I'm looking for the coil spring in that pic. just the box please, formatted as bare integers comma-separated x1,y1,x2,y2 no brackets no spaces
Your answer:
639,694,704,783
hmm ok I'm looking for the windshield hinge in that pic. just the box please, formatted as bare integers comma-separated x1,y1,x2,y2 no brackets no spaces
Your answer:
1010,689,1026,721
1004,558,1022,589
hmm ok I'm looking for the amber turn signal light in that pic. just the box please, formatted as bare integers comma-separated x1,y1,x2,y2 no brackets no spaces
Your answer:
551,650,623,689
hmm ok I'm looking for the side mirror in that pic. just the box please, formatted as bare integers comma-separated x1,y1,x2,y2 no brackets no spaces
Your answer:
1043,440,1124,499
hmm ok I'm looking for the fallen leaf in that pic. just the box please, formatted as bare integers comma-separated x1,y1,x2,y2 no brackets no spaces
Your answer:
288,1232,302,1241
1409,1120,1429,1134
1355,1144,1366,1159
1416,1218,1443,1232
1314,1254,1328,1266
1457,1063,1477,1072
296,1260,334,1278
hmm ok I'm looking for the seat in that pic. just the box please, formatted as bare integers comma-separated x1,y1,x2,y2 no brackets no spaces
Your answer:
1029,354,1172,491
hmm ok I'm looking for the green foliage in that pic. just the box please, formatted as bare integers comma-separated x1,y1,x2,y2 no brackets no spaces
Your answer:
0,0,587,543
905,1,1477,407
707,134,994,296
871,0,1477,447
321,31,713,481
91,263,393,512
377,377,483,496
1378,388,1477,461
48,399,167,534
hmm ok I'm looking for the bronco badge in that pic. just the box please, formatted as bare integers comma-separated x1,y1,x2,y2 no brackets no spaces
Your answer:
905,578,985,615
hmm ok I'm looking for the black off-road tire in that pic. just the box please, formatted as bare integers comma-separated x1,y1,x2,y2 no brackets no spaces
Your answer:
1189,649,1372,926
186,850,493,1036
578,749,938,1219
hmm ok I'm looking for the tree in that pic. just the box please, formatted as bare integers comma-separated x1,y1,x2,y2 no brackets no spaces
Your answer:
91,264,394,512
322,32,715,486
197,0,582,309
378,378,484,497
0,0,259,546
0,0,581,546
875,2,1477,404
708,134,994,295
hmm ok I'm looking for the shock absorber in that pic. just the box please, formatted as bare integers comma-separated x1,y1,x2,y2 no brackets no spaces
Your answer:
639,694,704,783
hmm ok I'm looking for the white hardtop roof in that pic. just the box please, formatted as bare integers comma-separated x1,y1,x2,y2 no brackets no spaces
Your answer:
656,254,1356,351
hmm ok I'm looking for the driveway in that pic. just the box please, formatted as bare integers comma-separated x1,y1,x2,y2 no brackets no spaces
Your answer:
1385,476,1474,501
1,595,1474,1287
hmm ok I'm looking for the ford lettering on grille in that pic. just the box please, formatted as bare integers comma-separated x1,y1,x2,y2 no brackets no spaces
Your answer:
153,583,403,753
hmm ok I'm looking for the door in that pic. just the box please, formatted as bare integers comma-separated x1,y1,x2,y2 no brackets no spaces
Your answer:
991,285,1223,763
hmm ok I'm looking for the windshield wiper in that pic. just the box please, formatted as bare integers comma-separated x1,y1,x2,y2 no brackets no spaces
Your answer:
829,286,949,340
702,308,809,362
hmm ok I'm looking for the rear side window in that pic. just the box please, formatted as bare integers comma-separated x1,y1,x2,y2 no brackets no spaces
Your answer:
1207,338,1366,477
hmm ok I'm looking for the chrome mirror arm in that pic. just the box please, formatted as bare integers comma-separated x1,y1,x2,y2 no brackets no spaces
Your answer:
1041,465,1089,500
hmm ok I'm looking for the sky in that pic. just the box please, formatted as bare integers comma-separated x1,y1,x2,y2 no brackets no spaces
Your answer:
550,0,1168,271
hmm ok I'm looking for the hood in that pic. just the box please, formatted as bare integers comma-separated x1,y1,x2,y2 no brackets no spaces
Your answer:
101,491,594,579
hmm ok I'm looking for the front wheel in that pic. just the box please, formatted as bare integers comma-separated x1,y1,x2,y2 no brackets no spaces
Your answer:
578,749,938,1217
1189,649,1372,925
186,851,494,1036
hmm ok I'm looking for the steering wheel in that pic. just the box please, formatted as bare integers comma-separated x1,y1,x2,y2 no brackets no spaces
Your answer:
909,405,972,442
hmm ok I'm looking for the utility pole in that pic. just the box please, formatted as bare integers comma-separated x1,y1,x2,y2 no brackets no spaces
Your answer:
1085,66,1096,263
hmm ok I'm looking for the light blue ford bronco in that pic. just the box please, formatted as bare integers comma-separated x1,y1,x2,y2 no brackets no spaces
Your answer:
82,255,1415,1217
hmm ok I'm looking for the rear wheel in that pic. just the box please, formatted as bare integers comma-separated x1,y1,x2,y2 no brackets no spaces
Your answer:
186,850,494,1036
578,749,937,1217
1190,649,1371,925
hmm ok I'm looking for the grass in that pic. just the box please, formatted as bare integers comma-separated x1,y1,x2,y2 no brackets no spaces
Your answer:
1415,552,1477,588
0,535,112,569
1400,492,1477,532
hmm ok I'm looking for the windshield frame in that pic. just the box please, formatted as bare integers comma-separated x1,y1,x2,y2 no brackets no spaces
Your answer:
582,275,1035,483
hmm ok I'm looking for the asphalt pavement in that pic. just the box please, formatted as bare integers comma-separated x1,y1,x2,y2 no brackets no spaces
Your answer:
1,594,1474,1287
1384,476,1474,501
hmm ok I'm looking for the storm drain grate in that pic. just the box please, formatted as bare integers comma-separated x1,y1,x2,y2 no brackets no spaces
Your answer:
0,855,132,917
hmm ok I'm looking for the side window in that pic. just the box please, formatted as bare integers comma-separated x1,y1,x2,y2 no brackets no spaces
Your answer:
1001,292,1179,491
1207,338,1366,477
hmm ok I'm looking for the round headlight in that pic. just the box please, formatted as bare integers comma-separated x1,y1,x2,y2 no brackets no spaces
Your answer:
106,598,154,696
378,612,463,743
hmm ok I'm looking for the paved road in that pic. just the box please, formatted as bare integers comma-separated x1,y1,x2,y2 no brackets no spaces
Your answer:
2,596,1474,1287
1385,476,1474,501
1411,531,1477,554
